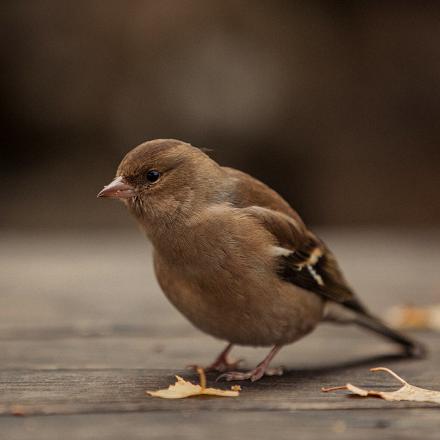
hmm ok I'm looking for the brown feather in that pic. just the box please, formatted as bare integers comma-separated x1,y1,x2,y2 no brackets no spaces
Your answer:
223,168,361,309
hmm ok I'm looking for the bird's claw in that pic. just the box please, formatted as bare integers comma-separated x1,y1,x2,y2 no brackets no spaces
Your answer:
216,366,283,382
208,357,244,373
216,371,255,382
187,358,244,373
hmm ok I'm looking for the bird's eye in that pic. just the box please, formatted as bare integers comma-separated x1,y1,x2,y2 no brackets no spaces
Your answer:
146,170,161,183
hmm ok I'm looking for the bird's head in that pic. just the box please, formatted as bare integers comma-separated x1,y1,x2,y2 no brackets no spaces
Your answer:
98,139,223,229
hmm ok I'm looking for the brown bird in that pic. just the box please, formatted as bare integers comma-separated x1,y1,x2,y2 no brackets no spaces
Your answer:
98,139,424,381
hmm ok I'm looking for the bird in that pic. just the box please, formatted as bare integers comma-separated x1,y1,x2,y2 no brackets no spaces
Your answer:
98,139,424,382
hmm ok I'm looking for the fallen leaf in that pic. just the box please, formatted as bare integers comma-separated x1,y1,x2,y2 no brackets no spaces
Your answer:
147,368,240,399
322,367,440,404
386,304,440,330
10,405,26,416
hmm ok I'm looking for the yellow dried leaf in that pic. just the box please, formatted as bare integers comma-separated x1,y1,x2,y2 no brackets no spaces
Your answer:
386,304,440,330
322,367,440,404
147,368,240,399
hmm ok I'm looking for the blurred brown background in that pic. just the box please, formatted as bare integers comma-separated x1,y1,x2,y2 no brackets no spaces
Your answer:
2,0,440,229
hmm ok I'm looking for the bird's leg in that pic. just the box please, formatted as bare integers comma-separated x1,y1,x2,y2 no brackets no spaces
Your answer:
206,343,242,372
216,345,283,382
187,343,242,373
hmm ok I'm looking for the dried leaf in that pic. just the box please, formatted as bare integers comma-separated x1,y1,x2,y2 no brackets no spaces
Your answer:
322,367,440,404
147,368,240,399
387,304,440,331
10,405,26,416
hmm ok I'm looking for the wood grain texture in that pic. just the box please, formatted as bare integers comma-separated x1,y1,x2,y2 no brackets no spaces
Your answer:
1,359,439,417
0,230,439,438
3,410,440,440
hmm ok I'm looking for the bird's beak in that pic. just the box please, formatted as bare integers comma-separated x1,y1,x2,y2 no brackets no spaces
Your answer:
97,176,135,199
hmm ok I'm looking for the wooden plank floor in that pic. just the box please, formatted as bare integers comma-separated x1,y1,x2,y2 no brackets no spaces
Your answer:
1,230,439,439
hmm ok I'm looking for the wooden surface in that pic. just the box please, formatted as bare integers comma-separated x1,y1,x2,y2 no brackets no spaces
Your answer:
1,229,439,439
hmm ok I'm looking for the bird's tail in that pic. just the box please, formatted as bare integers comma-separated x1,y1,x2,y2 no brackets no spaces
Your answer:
324,302,426,357
354,311,426,357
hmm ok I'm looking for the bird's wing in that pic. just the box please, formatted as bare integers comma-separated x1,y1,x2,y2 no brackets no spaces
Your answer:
242,207,424,354
222,167,421,353
243,206,366,313
223,166,367,312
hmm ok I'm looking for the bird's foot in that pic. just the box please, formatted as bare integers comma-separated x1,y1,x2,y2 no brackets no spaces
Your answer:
187,343,242,373
216,345,283,382
206,356,243,373
187,357,243,373
216,366,283,382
